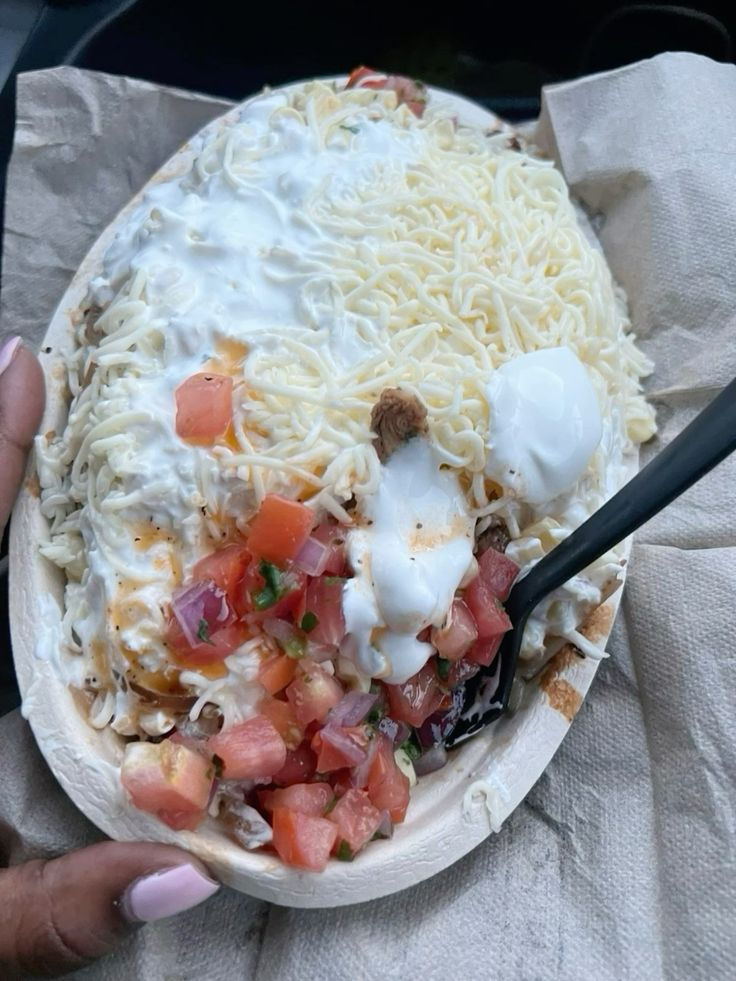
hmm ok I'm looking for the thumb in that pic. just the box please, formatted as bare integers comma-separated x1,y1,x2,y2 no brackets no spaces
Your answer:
0,841,219,977
0,336,45,530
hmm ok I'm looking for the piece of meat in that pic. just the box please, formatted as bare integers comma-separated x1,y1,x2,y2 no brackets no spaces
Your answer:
475,516,511,555
370,388,428,463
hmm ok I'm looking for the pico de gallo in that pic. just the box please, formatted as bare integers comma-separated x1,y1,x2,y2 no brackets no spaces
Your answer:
121,489,518,872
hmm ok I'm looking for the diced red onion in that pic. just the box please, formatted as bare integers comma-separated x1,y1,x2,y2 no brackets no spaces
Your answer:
319,725,368,767
305,641,337,663
377,717,398,742
171,580,231,648
350,732,379,788
393,721,411,746
263,618,300,649
374,810,393,839
413,744,448,776
327,691,377,727
293,536,330,576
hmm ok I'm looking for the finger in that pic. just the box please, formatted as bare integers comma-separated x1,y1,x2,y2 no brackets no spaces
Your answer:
0,841,219,977
0,338,45,531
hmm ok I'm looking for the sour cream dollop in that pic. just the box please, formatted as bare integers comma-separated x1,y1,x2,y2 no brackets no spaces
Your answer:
485,347,603,505
342,440,475,684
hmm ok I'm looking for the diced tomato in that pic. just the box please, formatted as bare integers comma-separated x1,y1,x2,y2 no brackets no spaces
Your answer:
346,65,379,87
447,657,481,688
466,634,504,667
327,789,382,855
431,599,478,661
258,695,303,749
247,495,314,565
366,734,410,823
464,578,513,640
385,663,450,728
166,618,251,667
303,576,346,647
286,660,344,727
175,373,233,443
271,807,338,872
260,782,333,817
258,653,297,695
272,740,317,786
121,740,214,830
207,715,286,780
311,725,372,772
345,66,426,117
328,768,354,798
477,547,519,602
156,809,207,832
311,522,348,575
192,544,252,616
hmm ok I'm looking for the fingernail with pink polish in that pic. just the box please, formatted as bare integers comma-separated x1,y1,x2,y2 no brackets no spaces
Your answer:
120,864,220,923
0,336,22,378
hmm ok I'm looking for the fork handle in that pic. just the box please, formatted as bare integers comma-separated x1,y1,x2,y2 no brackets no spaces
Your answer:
511,376,736,619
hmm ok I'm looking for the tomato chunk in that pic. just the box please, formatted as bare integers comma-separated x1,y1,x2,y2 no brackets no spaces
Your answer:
431,599,478,661
258,653,297,695
207,715,286,780
303,576,346,647
260,782,334,817
258,695,303,749
345,66,427,117
272,807,338,871
192,544,252,616
310,522,348,575
286,660,343,727
121,740,214,830
311,725,372,772
385,663,450,727
464,579,513,640
272,740,318,786
366,734,410,823
477,547,519,602
466,635,504,667
327,788,382,855
175,373,233,443
166,619,250,667
247,495,314,564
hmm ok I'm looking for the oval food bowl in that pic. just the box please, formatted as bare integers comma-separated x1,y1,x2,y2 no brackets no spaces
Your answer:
9,79,634,908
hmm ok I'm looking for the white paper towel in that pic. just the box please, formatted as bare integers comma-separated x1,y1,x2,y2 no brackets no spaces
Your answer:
1,54,734,980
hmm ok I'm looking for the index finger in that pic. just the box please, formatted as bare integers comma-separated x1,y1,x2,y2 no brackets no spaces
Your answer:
0,338,46,532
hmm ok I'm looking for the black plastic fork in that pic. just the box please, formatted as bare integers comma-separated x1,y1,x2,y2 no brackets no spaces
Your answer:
444,376,736,747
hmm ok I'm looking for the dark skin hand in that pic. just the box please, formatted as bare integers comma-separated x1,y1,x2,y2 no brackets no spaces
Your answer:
0,339,220,978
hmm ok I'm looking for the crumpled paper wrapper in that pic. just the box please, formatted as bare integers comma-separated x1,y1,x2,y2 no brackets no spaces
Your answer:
1,53,734,980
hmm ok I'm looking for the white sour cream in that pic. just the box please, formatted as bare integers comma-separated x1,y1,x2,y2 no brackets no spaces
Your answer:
485,347,603,505
342,439,475,684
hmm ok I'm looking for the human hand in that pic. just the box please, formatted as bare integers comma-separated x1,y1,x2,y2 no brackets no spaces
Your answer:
0,337,220,978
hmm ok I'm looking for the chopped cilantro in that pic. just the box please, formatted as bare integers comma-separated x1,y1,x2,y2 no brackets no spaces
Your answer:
323,796,338,815
197,619,214,645
400,739,421,762
323,576,347,586
366,705,383,726
300,611,319,633
436,656,451,682
340,124,360,134
336,840,354,861
253,560,284,610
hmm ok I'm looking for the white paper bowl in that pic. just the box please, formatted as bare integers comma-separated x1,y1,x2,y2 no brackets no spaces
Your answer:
9,79,633,908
